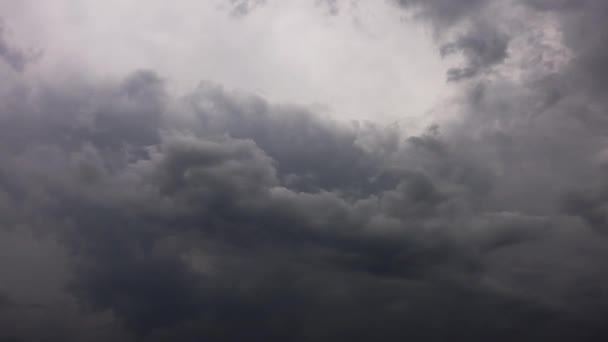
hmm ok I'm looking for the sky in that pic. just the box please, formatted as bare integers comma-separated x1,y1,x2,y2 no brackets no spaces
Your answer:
0,0,453,125
0,0,608,341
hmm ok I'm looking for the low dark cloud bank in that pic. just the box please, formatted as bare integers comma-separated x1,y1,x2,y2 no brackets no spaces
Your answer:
2,1,608,341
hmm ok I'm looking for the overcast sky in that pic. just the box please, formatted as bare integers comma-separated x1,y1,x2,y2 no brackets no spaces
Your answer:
1,0,608,341
0,0,455,125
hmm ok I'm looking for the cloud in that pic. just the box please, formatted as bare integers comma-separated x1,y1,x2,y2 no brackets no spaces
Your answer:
1,1,608,341
0,67,605,341
394,0,510,81
562,187,608,233
395,0,490,29
228,0,267,17
440,26,510,81
0,19,38,72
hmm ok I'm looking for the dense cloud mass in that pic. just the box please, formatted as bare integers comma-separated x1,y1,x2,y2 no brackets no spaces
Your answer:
1,0,608,341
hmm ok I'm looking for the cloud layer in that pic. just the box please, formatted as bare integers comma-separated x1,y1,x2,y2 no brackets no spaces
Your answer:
1,1,608,341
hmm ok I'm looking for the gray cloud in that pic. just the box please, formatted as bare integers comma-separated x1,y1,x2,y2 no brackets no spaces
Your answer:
0,19,37,72
395,0,489,29
0,68,605,341
228,0,267,17
440,26,510,81
394,0,508,81
1,2,608,341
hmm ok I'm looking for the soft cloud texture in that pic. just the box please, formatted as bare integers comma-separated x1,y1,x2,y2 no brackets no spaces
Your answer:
0,18,36,72
0,0,450,125
1,0,608,341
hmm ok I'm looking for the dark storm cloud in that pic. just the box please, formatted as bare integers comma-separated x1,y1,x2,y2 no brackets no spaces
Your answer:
3,1,608,341
1,70,606,341
393,0,510,81
440,26,510,81
178,82,395,193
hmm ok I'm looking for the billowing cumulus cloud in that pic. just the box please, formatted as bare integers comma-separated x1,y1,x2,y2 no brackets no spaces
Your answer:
1,0,608,341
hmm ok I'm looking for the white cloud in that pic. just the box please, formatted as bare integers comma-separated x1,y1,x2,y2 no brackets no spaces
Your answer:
0,0,453,125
